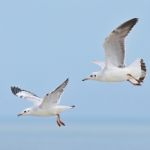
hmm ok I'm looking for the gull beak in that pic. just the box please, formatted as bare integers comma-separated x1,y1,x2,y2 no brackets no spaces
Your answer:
82,77,89,81
17,113,23,116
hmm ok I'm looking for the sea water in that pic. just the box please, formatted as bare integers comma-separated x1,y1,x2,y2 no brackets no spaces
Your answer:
1,118,150,150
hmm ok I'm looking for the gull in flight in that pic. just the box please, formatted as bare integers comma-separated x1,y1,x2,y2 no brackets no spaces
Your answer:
82,18,147,86
11,78,75,127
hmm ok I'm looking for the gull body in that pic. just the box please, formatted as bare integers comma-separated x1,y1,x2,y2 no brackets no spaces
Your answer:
82,18,147,85
11,78,75,127
89,59,144,82
19,105,73,117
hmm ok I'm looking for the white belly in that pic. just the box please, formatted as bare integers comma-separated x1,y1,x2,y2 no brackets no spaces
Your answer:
99,67,129,82
31,105,71,116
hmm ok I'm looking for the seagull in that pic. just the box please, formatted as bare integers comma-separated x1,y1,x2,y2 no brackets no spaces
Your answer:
82,18,147,86
11,78,75,127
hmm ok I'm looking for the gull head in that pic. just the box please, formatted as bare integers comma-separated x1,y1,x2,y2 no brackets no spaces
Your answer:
82,72,99,81
17,108,32,116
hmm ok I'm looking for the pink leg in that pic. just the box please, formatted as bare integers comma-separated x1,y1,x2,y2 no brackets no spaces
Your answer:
56,114,65,127
127,74,141,86
56,119,61,127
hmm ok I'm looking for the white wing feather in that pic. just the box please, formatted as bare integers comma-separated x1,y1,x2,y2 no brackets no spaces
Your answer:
40,78,69,108
11,86,41,106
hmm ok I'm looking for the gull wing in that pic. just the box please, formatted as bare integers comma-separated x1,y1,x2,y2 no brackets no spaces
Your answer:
103,18,138,67
92,60,105,69
11,86,42,105
40,78,69,108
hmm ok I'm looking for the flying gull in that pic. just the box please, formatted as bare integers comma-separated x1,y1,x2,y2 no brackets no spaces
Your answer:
11,78,75,127
82,18,147,85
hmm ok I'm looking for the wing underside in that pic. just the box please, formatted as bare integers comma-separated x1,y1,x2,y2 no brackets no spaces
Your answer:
41,78,69,108
11,86,41,105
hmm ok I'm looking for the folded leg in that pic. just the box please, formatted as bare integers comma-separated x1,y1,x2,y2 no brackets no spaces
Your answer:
127,74,141,86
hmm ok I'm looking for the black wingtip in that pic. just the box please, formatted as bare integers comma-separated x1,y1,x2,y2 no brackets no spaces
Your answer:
10,86,14,91
117,18,139,31
130,18,139,24
127,17,139,25
11,86,15,95
65,78,69,83
11,86,21,95
126,18,138,23
71,105,76,108
131,18,138,22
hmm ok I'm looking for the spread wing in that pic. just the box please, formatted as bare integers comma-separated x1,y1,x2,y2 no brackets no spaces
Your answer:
11,86,42,105
103,18,138,67
40,78,69,108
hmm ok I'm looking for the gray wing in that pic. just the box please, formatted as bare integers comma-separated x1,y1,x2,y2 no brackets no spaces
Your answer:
40,78,69,108
11,86,42,105
103,18,138,67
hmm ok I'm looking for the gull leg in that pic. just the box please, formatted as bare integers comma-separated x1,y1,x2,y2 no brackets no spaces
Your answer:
57,114,65,126
59,120,65,126
56,119,61,127
127,79,141,86
56,114,61,127
127,74,141,86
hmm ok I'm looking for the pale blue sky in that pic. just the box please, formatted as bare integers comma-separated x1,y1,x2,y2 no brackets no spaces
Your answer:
0,1,150,150
0,0,149,122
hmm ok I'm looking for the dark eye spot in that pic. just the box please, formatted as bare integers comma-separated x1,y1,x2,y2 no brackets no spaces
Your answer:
90,75,93,77
24,110,26,113
94,75,96,77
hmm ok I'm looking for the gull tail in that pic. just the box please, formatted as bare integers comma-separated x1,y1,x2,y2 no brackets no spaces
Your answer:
71,105,75,108
127,59,147,86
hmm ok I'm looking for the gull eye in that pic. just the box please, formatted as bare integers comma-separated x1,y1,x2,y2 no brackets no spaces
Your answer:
90,75,93,77
24,110,26,113
94,75,96,77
